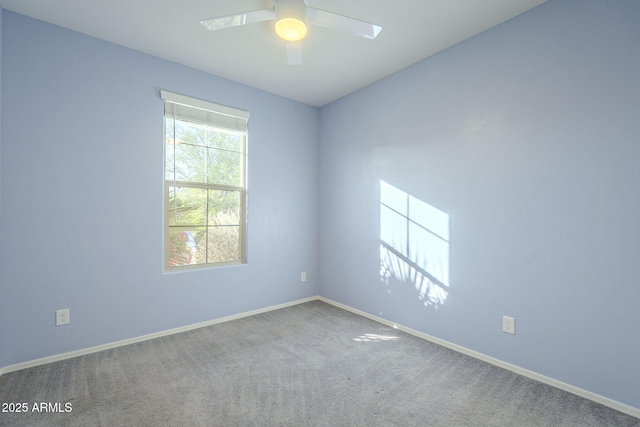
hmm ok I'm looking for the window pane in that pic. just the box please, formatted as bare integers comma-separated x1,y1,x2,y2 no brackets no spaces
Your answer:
164,94,247,269
168,228,204,267
174,119,243,151
175,120,208,147
206,148,242,186
208,190,240,225
174,143,206,183
168,186,207,226
206,129,243,152
207,226,240,263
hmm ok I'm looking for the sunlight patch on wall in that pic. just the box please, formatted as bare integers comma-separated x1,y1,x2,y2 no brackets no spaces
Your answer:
379,180,450,307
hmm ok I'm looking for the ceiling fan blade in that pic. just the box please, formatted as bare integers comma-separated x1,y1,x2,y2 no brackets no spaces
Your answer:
286,42,303,65
200,8,275,31
307,7,382,39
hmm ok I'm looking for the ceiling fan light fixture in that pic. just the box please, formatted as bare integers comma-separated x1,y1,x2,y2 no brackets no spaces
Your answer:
201,0,383,65
275,17,307,41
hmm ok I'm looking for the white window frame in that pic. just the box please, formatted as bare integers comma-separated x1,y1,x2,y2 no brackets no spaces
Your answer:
161,90,249,271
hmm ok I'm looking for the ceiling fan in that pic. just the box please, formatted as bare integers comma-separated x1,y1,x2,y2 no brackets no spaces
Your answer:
200,0,382,65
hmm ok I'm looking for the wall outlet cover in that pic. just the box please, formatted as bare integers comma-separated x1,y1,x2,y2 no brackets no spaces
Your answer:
503,316,515,335
56,309,70,326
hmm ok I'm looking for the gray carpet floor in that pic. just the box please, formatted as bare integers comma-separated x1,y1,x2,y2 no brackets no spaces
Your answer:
0,300,638,426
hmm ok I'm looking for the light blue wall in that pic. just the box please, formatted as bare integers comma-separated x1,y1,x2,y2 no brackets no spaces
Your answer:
0,11,319,368
319,0,640,409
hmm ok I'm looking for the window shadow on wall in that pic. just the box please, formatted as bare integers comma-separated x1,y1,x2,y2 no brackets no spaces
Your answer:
379,180,450,308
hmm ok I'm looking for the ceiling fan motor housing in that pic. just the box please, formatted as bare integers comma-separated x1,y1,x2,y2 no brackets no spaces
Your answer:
275,0,308,41
276,0,307,23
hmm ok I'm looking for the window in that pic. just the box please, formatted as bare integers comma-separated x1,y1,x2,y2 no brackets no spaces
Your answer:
161,91,249,270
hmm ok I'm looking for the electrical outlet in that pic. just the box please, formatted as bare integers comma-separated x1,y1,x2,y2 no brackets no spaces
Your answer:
56,309,70,326
503,316,515,335
301,272,307,282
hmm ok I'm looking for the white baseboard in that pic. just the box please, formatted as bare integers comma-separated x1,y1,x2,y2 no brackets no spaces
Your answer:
0,296,317,377
1,295,638,420
318,296,640,420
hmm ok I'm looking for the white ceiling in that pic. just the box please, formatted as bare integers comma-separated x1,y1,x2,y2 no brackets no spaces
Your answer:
1,0,548,107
